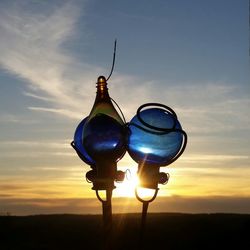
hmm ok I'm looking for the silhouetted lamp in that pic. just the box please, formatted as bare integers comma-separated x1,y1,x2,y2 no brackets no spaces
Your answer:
83,75,127,188
128,103,187,234
71,41,127,228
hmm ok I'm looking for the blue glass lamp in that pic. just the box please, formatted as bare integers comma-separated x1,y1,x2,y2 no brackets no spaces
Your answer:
72,76,127,190
128,103,187,235
128,103,187,189
71,41,128,229
82,76,127,190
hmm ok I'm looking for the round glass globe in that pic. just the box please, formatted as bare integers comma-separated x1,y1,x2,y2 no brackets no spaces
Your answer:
83,114,127,163
128,108,183,166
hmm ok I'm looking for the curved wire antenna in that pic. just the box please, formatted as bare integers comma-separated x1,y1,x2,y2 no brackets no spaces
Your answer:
111,97,126,124
106,39,117,81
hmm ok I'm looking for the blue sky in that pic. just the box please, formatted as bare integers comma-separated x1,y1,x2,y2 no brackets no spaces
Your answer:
0,0,249,215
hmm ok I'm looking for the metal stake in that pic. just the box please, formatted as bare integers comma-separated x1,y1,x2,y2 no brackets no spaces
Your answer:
96,189,113,231
140,201,149,238
135,187,159,239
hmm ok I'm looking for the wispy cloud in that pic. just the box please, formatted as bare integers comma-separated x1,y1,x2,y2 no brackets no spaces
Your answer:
23,91,53,102
0,139,71,149
181,154,249,163
0,113,39,124
0,139,75,159
0,0,153,121
0,0,96,119
28,106,82,119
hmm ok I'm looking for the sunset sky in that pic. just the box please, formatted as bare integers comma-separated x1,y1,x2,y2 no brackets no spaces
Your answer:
0,0,249,215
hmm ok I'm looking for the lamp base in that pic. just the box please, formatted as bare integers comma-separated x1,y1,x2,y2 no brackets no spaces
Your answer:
86,161,117,190
137,163,160,189
92,180,116,190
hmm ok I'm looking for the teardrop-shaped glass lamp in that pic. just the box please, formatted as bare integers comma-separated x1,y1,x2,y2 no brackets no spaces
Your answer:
83,76,127,164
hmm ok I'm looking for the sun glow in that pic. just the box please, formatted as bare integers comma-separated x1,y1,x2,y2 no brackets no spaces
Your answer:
113,168,159,198
114,169,139,197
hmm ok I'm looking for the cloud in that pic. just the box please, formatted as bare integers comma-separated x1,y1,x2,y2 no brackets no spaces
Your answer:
0,0,96,119
0,139,70,148
28,106,82,119
0,0,153,121
23,91,53,102
0,113,39,124
0,139,74,158
181,154,249,163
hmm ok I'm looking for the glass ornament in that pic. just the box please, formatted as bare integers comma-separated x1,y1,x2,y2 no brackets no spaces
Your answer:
128,107,184,166
83,76,127,164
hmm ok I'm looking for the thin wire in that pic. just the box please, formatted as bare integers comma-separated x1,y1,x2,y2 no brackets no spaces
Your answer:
106,39,117,81
111,97,126,124
136,103,177,131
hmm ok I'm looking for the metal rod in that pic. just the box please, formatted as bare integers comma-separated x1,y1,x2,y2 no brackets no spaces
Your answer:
102,189,112,231
140,201,149,239
135,187,159,241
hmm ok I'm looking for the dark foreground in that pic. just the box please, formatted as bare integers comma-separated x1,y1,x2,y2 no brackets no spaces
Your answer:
1,213,250,250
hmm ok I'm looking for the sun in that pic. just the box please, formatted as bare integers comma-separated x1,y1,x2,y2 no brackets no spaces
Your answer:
113,168,158,198
113,169,138,197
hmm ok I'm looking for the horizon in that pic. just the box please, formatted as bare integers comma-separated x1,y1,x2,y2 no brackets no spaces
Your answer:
1,196,250,216
0,0,249,215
